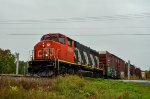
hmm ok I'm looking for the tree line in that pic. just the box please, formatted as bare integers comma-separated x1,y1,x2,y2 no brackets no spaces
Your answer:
0,48,27,74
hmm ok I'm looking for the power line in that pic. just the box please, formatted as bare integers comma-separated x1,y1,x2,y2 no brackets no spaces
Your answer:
1,12,150,24
2,27,150,29
8,33,150,36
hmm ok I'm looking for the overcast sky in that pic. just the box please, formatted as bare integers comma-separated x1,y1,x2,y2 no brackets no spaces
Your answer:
0,0,150,70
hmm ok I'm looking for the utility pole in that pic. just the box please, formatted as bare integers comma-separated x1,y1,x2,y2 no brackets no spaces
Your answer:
128,60,130,80
16,53,19,75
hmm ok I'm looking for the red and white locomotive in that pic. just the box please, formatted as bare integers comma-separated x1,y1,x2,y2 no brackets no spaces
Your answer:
28,33,103,77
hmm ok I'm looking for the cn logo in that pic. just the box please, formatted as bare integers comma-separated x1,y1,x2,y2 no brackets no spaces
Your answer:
38,49,50,58
38,50,43,57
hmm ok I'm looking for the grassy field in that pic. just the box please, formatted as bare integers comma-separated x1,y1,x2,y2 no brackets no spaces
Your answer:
0,75,150,99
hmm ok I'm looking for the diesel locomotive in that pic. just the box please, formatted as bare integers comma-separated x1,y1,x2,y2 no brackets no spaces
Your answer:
28,33,103,77
28,33,142,79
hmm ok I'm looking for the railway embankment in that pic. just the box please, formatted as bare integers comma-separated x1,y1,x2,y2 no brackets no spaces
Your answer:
0,75,150,99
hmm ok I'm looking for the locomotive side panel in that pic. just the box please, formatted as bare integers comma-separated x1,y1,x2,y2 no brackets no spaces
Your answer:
74,41,99,69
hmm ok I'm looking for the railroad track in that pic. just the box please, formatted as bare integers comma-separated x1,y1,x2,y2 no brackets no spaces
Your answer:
0,74,65,79
0,74,43,78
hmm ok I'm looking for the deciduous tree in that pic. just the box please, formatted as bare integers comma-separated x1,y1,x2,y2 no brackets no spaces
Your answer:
0,48,16,74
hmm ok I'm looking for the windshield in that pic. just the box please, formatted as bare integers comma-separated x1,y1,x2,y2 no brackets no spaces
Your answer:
42,34,65,44
42,35,58,41
58,37,65,44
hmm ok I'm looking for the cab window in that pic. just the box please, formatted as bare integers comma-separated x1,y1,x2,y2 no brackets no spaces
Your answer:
42,34,65,44
68,38,72,46
42,35,58,42
51,37,58,41
43,35,50,40
58,37,65,44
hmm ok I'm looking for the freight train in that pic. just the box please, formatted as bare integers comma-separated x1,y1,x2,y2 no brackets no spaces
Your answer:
28,33,141,79
99,51,141,79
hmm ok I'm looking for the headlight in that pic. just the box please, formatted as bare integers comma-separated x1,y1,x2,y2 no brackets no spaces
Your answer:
45,54,48,57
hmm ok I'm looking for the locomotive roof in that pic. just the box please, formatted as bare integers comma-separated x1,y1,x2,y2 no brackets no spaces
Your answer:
42,33,66,37
43,33,99,53
43,33,73,40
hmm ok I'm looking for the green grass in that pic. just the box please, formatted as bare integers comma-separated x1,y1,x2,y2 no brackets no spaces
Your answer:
0,75,150,99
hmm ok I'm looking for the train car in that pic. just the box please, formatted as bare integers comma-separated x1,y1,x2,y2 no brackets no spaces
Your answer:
124,62,128,78
141,71,147,80
130,64,136,76
129,64,143,79
28,33,103,77
123,63,142,79
135,67,142,79
118,59,126,79
99,51,125,79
